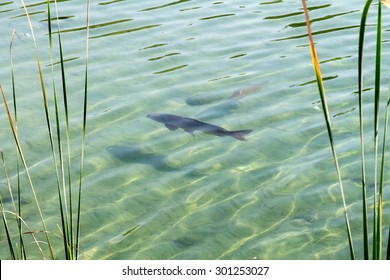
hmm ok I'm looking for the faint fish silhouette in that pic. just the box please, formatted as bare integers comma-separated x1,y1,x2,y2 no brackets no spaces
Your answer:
229,82,268,99
185,82,268,106
197,83,268,120
107,145,176,171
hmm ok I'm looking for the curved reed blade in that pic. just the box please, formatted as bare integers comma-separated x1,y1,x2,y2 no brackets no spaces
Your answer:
21,0,62,260
300,0,355,259
358,0,373,260
1,85,53,259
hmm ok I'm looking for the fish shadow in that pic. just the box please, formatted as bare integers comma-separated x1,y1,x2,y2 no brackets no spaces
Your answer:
107,145,177,172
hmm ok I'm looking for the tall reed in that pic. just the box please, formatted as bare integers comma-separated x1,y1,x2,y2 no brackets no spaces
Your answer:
300,0,389,260
0,0,90,259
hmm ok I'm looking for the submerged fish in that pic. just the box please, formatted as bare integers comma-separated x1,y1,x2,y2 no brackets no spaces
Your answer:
147,113,252,141
229,82,268,99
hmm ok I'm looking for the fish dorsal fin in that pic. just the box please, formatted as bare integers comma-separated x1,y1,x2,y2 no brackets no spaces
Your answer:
165,124,178,131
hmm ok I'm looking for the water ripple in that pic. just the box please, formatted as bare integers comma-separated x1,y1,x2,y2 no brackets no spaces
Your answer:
139,0,191,12
90,24,161,39
199,13,235,21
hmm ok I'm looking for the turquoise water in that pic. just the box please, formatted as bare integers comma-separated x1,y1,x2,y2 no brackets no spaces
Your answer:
0,0,389,259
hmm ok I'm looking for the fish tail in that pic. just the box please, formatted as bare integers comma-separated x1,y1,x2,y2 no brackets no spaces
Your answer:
227,129,253,141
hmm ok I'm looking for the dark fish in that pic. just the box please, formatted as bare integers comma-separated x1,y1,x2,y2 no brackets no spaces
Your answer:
147,113,252,141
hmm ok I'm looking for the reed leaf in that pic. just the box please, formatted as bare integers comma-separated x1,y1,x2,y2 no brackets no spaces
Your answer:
358,0,373,260
52,1,74,255
300,0,355,259
9,29,27,260
46,0,74,260
377,81,390,260
372,2,383,260
75,0,91,260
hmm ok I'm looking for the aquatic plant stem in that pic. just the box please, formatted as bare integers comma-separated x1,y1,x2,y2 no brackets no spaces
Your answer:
53,1,74,256
377,80,390,260
9,29,27,260
358,0,373,260
301,0,355,259
373,1,382,260
46,0,72,259
75,0,91,259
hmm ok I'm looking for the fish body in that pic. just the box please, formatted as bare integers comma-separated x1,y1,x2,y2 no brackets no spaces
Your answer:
147,113,252,141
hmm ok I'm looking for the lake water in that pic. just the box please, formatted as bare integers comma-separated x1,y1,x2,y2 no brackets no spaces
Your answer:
0,0,389,260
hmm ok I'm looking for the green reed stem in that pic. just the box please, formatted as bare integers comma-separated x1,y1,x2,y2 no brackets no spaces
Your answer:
301,0,355,259
358,0,373,260
9,29,27,260
46,0,72,259
377,81,390,260
53,1,74,257
75,0,91,260
373,1,382,260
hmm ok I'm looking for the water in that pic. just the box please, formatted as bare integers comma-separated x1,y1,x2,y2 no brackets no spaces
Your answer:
0,0,389,259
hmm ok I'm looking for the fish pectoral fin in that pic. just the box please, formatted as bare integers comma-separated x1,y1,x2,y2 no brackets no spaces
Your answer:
183,128,195,135
165,124,178,131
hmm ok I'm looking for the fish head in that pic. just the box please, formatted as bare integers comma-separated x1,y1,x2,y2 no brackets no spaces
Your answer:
147,112,166,122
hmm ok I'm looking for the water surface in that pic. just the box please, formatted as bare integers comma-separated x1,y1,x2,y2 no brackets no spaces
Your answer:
0,0,389,259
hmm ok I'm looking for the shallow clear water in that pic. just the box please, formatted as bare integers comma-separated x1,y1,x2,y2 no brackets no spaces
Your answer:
0,0,389,259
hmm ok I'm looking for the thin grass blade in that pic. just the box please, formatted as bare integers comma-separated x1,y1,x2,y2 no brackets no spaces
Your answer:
1,85,53,259
52,0,74,258
372,2,383,260
0,150,17,259
9,29,27,260
300,0,355,259
75,0,91,260
358,0,373,260
377,81,390,260
46,0,73,260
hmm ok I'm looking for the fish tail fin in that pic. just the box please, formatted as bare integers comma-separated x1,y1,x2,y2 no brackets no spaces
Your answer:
228,129,253,141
